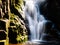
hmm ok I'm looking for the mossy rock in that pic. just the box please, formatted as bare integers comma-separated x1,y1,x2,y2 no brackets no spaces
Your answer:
9,0,28,44
9,13,28,43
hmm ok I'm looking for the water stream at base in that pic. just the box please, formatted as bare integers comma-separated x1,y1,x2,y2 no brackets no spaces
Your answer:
23,0,47,42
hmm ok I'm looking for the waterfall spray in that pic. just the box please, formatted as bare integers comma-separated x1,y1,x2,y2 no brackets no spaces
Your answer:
23,0,47,42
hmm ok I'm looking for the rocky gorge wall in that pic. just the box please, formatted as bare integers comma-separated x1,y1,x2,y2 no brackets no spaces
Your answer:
9,0,28,44
0,0,60,45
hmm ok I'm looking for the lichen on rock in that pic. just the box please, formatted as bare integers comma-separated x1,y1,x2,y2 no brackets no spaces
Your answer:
9,0,28,43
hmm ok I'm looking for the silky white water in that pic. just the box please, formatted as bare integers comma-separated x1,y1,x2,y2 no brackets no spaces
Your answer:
24,0,47,42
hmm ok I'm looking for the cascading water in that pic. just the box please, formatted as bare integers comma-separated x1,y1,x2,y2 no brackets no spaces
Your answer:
23,0,47,42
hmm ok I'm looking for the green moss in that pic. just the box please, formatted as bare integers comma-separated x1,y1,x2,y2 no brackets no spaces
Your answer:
9,13,28,43
9,0,28,43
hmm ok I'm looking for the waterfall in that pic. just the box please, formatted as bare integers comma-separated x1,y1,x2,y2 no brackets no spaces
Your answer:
23,0,47,42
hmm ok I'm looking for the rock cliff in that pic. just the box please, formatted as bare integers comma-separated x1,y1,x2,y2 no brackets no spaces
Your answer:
9,0,28,43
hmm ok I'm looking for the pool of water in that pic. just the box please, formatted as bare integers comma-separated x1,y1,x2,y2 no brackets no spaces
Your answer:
23,40,60,45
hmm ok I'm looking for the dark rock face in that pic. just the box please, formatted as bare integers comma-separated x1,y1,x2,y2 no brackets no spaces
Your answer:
39,0,60,44
40,0,60,29
48,0,60,30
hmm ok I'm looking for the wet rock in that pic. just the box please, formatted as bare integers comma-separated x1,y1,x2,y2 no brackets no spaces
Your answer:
39,0,60,42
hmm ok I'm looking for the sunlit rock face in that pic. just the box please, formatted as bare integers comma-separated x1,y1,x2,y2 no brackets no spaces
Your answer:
9,0,28,43
10,0,25,19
